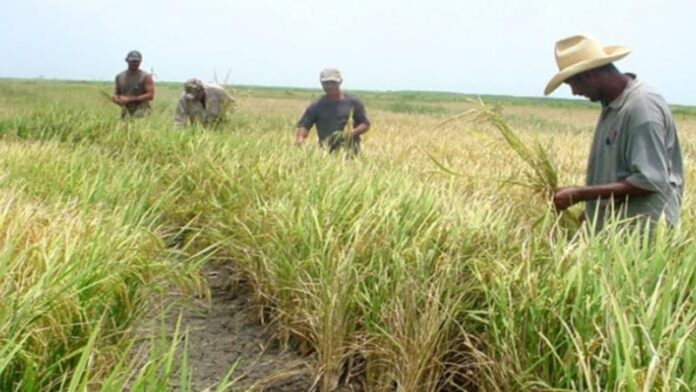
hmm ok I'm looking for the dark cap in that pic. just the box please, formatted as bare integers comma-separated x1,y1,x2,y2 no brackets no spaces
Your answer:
125,50,143,62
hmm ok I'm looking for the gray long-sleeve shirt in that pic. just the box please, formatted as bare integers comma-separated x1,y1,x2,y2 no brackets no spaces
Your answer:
174,82,236,126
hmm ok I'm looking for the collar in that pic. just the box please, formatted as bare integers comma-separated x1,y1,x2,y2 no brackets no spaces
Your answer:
607,74,640,110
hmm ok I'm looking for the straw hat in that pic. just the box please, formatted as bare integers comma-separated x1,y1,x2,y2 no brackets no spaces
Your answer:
544,35,630,95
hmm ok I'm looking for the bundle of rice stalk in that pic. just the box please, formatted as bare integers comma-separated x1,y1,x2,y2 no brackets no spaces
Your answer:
326,108,356,154
433,98,578,229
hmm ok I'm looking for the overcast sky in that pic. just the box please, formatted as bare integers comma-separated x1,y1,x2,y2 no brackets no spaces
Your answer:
2,0,695,105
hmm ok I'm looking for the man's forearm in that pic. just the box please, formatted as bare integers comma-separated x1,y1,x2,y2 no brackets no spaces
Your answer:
128,92,154,104
575,180,652,202
554,180,653,211
352,122,370,136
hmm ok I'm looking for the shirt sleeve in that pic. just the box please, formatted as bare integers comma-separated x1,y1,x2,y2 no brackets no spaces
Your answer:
624,121,670,192
204,91,223,124
297,102,317,129
352,98,370,126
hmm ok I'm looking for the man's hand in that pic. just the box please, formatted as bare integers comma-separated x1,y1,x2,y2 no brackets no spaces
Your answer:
112,95,129,105
553,187,581,211
295,127,309,146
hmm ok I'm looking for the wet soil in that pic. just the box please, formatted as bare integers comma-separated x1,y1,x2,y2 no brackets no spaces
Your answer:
154,264,314,391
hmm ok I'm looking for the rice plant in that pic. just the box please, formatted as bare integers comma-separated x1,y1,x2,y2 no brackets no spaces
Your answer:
433,97,580,231
1,80,694,391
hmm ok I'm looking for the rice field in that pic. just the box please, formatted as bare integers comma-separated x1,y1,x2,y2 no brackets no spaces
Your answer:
0,79,694,391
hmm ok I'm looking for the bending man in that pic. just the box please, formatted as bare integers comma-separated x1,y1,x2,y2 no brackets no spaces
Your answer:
545,35,683,231
175,79,236,127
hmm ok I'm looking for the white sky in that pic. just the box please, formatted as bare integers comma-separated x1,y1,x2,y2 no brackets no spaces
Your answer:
2,0,695,105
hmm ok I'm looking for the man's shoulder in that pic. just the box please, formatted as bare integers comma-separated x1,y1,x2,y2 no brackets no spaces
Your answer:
204,83,233,100
626,80,664,103
203,82,224,91
207,83,230,95
620,80,672,127
625,81,669,113
115,69,151,79
307,96,326,108
342,94,365,105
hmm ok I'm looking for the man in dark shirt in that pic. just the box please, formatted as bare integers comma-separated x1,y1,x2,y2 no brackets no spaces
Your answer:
295,68,370,154
112,50,155,118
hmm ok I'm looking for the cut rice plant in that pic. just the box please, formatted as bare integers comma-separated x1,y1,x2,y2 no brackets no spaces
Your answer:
433,97,579,230
434,98,558,193
326,107,358,155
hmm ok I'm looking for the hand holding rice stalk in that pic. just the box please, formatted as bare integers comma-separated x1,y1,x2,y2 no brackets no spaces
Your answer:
101,90,131,108
431,98,579,230
327,107,356,153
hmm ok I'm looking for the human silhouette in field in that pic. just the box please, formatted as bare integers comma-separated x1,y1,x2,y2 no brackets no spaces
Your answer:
112,50,155,119
546,35,683,231
174,78,236,127
295,68,371,155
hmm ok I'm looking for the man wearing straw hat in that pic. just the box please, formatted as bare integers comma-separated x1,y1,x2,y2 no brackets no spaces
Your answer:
112,50,155,118
295,68,370,154
546,35,683,231
174,78,236,127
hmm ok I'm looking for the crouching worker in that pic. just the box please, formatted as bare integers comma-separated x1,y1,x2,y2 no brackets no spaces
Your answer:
175,79,236,127
295,68,370,155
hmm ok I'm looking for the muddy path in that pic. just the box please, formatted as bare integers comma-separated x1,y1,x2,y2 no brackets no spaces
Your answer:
153,264,315,391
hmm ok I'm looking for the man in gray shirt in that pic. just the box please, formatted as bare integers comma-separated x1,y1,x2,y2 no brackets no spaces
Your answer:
545,35,683,231
112,50,155,118
174,78,236,127
295,68,370,154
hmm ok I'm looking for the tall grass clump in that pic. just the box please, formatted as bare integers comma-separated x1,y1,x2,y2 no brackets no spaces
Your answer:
0,189,180,389
203,143,531,391
473,220,696,391
0,108,206,389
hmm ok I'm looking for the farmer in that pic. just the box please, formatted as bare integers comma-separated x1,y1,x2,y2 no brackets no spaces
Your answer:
174,78,236,127
112,50,155,118
546,35,683,231
295,68,370,154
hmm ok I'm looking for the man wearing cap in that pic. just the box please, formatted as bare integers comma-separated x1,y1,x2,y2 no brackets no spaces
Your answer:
295,68,370,154
546,35,683,231
113,50,155,118
174,79,236,127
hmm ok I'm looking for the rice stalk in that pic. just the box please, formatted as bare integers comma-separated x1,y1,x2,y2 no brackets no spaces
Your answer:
434,98,579,230
326,107,357,154
99,90,115,105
